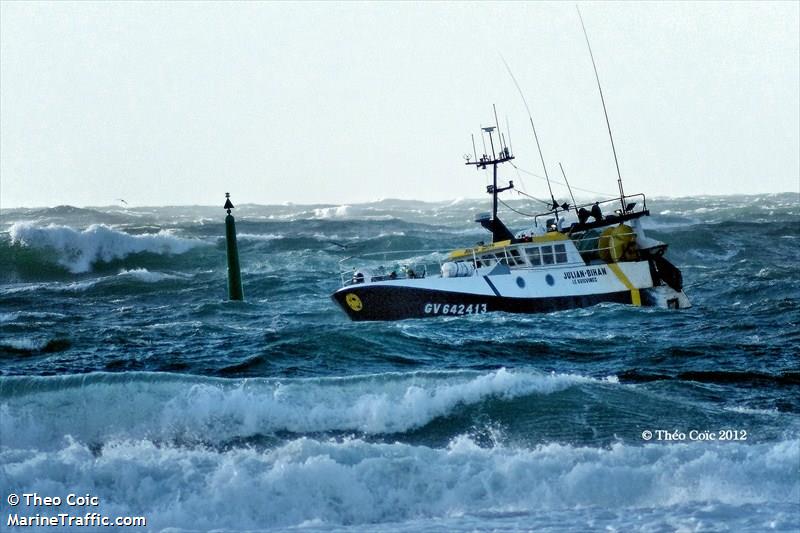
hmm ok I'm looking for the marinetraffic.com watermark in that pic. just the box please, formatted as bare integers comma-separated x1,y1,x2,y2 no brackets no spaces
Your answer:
641,429,748,442
6,492,146,529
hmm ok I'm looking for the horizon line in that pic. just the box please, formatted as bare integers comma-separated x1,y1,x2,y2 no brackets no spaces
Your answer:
1,191,798,212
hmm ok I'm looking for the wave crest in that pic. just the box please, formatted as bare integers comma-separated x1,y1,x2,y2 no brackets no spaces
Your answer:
0,369,598,447
9,222,202,273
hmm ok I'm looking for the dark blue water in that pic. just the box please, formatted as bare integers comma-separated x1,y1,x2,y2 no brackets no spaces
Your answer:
1,194,798,532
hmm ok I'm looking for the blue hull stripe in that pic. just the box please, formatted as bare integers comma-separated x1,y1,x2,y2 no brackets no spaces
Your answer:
482,276,501,296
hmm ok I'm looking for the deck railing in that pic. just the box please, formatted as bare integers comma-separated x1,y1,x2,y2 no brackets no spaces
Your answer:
338,249,450,286
533,193,647,223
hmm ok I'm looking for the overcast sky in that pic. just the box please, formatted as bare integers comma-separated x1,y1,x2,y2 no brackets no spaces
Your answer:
1,1,798,208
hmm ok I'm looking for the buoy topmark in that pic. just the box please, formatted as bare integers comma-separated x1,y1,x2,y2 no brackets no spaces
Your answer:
224,193,244,301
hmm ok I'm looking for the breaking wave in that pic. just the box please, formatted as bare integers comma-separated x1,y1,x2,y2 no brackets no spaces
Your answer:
0,369,603,448
8,222,203,273
3,367,798,530
313,205,352,218
1,435,797,531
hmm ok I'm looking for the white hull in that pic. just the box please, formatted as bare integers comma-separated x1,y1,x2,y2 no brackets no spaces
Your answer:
333,260,690,321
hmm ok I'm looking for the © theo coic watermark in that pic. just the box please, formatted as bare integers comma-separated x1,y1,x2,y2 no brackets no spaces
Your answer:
641,429,748,442
5,492,146,529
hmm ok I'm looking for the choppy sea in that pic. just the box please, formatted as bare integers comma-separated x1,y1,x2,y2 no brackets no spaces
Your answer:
1,193,798,532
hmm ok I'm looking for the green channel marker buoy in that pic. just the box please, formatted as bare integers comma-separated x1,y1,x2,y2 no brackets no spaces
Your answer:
224,193,244,301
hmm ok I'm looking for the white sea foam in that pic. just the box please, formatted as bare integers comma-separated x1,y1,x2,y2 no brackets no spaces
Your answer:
309,205,394,221
726,406,781,416
116,268,184,283
0,311,66,322
313,205,352,218
0,338,48,351
0,369,597,447
0,281,79,295
640,218,698,230
0,278,108,294
9,222,202,273
236,233,285,241
0,270,180,295
1,435,797,531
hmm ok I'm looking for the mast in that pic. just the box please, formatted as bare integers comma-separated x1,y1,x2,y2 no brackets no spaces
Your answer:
479,126,512,223
466,109,515,242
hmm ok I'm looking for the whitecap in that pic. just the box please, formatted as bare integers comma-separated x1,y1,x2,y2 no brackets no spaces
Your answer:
0,369,600,446
0,435,797,531
9,222,203,273
116,268,185,283
313,205,352,219
236,233,285,241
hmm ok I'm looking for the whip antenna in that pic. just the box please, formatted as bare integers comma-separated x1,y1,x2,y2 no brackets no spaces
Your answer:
500,56,558,212
505,115,513,156
559,162,579,217
577,6,626,212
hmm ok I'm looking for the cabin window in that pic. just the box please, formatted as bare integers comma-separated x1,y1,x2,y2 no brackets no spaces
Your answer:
554,244,568,264
526,247,541,266
509,249,523,266
542,245,554,265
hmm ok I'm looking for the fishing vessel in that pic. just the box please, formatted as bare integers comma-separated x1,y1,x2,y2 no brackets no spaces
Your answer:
331,134,689,321
332,18,690,322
